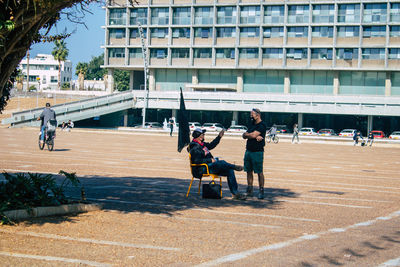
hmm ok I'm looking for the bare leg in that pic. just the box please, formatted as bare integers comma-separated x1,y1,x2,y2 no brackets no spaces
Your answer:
257,172,265,189
246,172,254,196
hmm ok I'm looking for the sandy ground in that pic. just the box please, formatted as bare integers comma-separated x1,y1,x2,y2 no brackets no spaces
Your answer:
0,127,400,266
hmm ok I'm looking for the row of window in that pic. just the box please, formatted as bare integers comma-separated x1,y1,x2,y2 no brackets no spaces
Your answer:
110,25,400,39
109,3,400,26
26,76,61,84
109,47,400,60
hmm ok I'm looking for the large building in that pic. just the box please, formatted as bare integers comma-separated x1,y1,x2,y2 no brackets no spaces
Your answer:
103,0,400,134
19,54,72,91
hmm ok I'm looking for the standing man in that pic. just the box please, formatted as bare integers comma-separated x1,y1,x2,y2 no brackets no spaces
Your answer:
292,123,299,144
366,131,374,147
169,119,174,137
242,108,267,199
37,103,56,145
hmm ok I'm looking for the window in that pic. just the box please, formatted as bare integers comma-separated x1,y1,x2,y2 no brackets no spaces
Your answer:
109,48,125,58
239,48,258,59
109,9,126,25
262,48,283,59
151,8,169,25
389,48,400,59
171,48,190,58
336,48,358,60
362,48,385,60
129,48,143,58
363,26,386,38
288,5,309,24
263,27,284,38
130,8,147,25
240,6,260,24
150,48,167,59
51,76,58,83
391,3,400,22
194,28,212,38
311,27,333,38
216,27,236,38
312,5,334,23
109,28,126,39
150,28,169,38
194,48,212,58
338,4,360,23
264,5,284,24
286,48,307,60
311,48,332,60
172,28,190,38
195,7,213,25
337,26,359,38
240,27,260,38
130,28,147,38
173,8,191,25
287,27,308,38
363,3,387,23
217,6,236,24
390,26,400,37
216,48,235,59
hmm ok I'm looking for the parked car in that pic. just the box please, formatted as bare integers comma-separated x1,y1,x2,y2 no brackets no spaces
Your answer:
202,123,224,132
370,130,385,138
189,122,202,131
299,127,317,135
227,125,248,133
389,131,400,139
317,128,337,136
339,129,357,137
275,125,290,134
144,122,163,129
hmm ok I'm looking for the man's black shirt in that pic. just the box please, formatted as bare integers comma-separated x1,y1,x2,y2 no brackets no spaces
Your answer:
246,121,267,152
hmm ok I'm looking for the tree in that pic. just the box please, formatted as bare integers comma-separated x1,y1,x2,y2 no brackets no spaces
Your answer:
52,40,69,90
86,54,106,80
0,0,107,113
75,62,88,77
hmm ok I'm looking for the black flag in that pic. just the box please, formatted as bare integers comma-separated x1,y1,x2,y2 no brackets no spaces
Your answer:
177,87,190,152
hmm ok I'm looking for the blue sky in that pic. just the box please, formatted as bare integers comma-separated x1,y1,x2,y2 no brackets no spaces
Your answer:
29,3,105,78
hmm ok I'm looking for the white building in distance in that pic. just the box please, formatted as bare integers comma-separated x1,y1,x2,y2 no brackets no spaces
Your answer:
19,54,73,91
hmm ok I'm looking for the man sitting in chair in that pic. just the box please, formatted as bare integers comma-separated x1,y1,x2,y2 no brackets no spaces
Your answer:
188,128,247,200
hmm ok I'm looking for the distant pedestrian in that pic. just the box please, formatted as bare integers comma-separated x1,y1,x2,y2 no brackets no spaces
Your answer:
366,131,374,147
292,124,299,144
353,131,363,146
169,119,174,137
65,120,74,132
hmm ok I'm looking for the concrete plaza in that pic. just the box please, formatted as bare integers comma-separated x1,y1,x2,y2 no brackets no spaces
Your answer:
0,127,399,266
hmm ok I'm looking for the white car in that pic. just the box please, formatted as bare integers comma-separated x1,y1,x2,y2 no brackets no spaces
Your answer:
389,131,400,140
339,129,357,137
299,127,317,135
227,125,248,133
189,122,202,131
202,123,224,132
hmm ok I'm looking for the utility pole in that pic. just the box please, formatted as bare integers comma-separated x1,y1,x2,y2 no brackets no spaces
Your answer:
138,22,149,128
26,50,30,92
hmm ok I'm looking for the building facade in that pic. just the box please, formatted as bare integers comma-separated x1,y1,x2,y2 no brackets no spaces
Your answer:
19,54,73,91
103,0,400,133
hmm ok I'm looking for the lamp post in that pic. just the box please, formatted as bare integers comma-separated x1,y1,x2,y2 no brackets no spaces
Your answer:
36,77,40,108
138,22,149,128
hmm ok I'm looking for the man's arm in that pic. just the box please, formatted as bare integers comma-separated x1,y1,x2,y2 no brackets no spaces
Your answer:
242,130,261,139
205,135,221,150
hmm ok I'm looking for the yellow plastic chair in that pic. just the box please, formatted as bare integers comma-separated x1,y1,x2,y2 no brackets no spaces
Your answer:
186,153,222,198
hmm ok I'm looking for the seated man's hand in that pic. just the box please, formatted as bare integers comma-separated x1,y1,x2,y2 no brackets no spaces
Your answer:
256,135,264,142
218,130,225,138
211,158,216,163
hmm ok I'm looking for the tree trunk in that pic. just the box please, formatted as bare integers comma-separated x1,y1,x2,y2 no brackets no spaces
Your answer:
58,61,62,90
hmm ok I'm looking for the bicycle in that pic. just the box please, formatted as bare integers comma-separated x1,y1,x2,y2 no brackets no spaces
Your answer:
38,121,56,151
266,134,279,144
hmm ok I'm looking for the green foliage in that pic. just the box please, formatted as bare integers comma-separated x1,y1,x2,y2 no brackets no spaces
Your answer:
0,170,82,224
86,54,107,80
115,69,130,91
75,62,89,77
29,85,37,91
62,82,70,89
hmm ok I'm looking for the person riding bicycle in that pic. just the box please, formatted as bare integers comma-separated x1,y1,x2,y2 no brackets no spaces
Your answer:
37,103,57,145
267,124,277,140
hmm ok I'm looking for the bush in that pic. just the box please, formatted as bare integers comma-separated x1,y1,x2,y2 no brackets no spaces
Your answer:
0,170,82,224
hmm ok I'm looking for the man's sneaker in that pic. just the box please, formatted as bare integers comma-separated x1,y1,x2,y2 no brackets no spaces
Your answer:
233,165,244,171
246,186,254,197
257,188,264,199
232,193,247,200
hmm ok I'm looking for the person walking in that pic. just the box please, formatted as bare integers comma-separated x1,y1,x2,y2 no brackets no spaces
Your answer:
292,123,299,144
169,119,174,137
242,108,267,199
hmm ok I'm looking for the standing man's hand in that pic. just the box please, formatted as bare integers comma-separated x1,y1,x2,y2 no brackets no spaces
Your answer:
219,130,225,138
256,136,263,142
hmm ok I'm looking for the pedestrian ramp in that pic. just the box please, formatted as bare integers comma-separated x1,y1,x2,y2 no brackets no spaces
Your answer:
1,91,140,127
